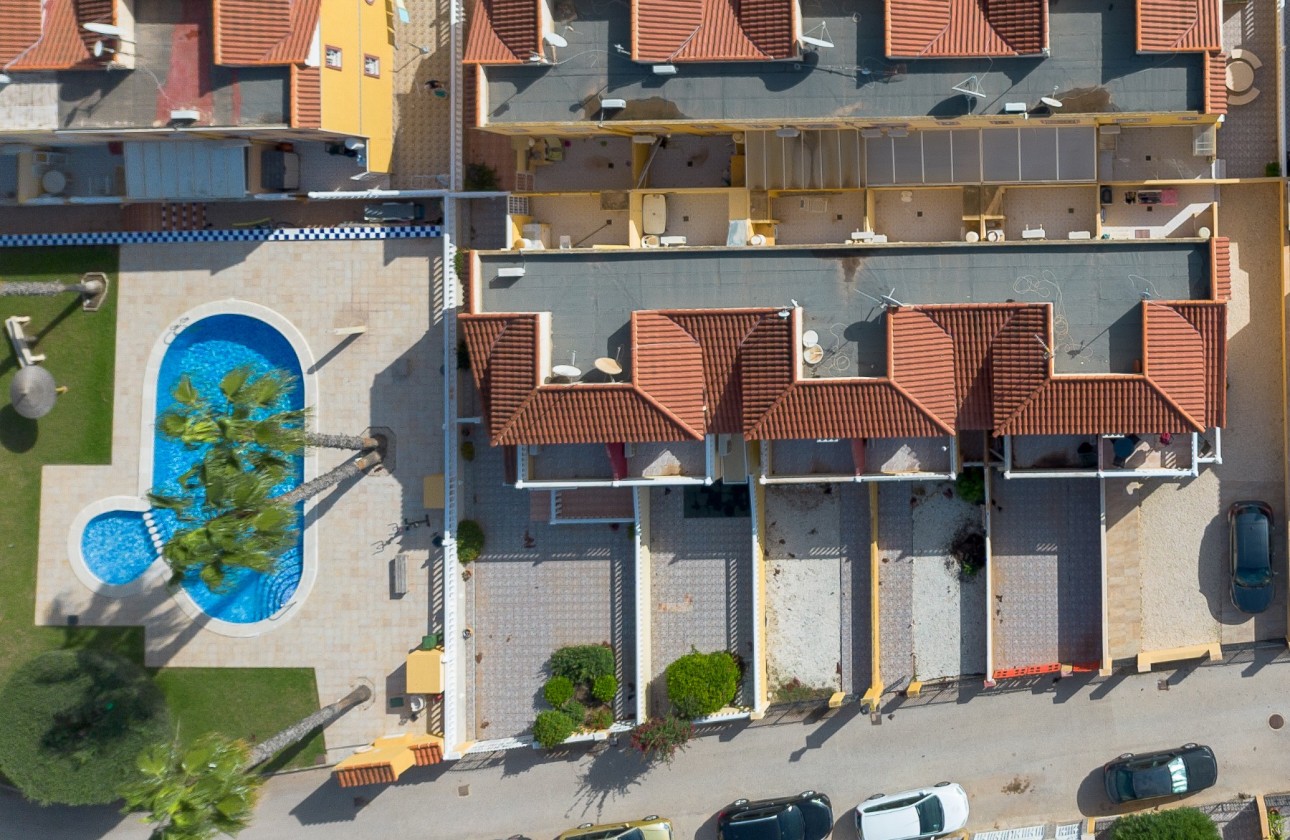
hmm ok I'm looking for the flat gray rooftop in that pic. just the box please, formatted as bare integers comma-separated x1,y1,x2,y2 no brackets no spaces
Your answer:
57,0,288,130
485,0,1201,126
479,242,1209,377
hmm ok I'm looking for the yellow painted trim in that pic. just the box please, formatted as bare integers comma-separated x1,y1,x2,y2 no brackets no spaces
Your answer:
753,478,769,712
828,691,847,708
905,680,922,697
1256,793,1270,840
1280,177,1289,647
863,481,883,711
1135,642,1221,672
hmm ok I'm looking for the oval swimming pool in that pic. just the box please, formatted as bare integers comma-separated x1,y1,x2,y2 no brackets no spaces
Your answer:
149,314,306,623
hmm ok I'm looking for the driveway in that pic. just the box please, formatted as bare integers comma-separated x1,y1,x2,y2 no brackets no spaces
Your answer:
991,478,1102,671
763,483,871,698
467,448,635,739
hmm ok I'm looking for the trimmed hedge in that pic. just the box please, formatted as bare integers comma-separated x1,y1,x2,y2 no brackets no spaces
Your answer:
532,710,577,749
0,650,171,805
543,676,574,707
1110,808,1219,840
550,645,615,685
592,674,618,704
665,650,739,719
457,520,484,564
559,698,587,725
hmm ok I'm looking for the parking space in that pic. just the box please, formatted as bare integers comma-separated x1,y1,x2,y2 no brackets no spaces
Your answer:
990,479,1102,671
763,484,871,699
648,486,754,715
467,448,635,739
878,481,987,687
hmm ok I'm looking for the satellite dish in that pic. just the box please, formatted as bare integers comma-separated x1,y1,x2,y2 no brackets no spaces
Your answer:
799,35,834,49
552,364,582,380
544,32,568,48
1041,96,1063,108
93,40,114,58
83,22,124,37
0,74,11,85
952,75,987,99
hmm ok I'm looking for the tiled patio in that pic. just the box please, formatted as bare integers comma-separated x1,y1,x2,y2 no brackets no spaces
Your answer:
467,448,635,739
990,479,1102,670
1219,0,1279,179
35,238,441,762
648,486,754,715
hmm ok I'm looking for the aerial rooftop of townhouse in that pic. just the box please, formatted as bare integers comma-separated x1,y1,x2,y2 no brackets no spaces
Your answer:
0,0,1287,835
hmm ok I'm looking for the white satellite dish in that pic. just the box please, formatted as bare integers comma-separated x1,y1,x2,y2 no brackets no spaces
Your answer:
83,22,124,37
544,32,568,48
0,73,12,85
1041,96,1063,108
93,40,115,58
799,34,834,49
552,364,582,380
952,75,987,99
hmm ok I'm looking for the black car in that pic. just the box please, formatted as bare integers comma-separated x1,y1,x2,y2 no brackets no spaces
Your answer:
1229,501,1275,614
718,791,833,840
1103,744,1218,805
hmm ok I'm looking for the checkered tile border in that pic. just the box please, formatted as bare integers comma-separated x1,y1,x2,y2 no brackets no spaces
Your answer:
0,225,443,249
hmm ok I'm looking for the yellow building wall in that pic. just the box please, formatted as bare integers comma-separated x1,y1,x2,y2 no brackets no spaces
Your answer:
318,0,395,172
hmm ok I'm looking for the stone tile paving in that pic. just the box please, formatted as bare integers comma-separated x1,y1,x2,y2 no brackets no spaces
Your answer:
467,446,635,740
878,483,916,690
990,479,1102,670
1219,1,1278,179
36,239,440,762
840,483,872,696
649,487,753,715
390,0,454,187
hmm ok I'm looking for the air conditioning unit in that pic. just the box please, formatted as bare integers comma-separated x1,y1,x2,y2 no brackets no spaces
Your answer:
600,98,627,110
496,267,525,278
169,109,200,123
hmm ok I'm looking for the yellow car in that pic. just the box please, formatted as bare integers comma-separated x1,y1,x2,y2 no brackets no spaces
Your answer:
557,816,674,840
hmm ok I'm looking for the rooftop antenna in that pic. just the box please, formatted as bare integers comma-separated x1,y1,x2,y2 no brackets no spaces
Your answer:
543,30,567,62
799,22,834,50
878,288,904,309
1033,334,1053,360
612,44,631,56
952,75,987,99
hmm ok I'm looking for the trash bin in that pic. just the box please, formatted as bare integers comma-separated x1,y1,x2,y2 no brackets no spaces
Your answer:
420,633,441,650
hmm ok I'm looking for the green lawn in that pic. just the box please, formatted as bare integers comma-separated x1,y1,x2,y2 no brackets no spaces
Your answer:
0,247,323,773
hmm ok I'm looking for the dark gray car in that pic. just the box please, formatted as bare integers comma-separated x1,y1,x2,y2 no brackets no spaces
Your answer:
718,792,833,840
1229,501,1274,614
1103,744,1218,805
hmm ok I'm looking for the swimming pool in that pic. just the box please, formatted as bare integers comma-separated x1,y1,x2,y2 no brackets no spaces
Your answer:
72,305,314,629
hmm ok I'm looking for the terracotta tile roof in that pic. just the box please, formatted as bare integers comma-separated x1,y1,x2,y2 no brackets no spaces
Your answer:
668,310,768,433
633,311,707,432
213,0,320,66
885,0,1048,59
1204,51,1228,115
290,65,322,128
920,304,1023,429
410,741,444,766
632,0,797,63
333,764,398,787
1210,235,1231,301
464,0,539,65
997,377,1199,435
1162,300,1226,428
2,0,112,71
1136,0,1221,53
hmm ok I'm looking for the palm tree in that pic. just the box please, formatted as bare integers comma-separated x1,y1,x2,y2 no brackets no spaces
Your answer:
0,275,106,297
121,686,372,840
151,365,384,590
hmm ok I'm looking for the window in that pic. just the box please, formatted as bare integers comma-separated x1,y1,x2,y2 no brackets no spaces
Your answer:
325,45,342,69
363,54,380,77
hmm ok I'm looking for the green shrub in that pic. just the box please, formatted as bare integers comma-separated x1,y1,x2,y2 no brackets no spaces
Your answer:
550,645,615,684
457,519,484,564
955,467,986,505
543,676,574,707
532,710,576,749
1266,162,1283,178
592,674,618,704
587,707,615,730
629,716,694,764
0,650,171,805
665,650,739,719
460,440,476,462
1110,808,1219,840
559,698,587,726
465,162,500,191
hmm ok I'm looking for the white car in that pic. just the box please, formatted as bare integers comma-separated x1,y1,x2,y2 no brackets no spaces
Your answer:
854,783,969,840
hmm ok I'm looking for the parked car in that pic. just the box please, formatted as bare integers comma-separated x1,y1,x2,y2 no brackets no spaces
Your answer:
853,783,969,840
1229,501,1275,614
1102,744,1218,804
558,816,673,840
718,791,833,840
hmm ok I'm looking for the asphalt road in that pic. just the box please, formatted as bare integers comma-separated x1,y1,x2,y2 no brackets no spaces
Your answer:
7,647,1290,840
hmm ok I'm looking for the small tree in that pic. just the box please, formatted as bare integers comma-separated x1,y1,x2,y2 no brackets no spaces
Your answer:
121,734,261,840
1110,808,1220,840
629,716,694,765
665,650,739,719
550,645,615,685
532,710,577,749
543,676,574,707
592,674,618,704
457,520,484,564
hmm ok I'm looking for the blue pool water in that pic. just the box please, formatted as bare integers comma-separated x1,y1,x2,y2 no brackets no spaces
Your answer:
81,510,156,585
77,313,307,622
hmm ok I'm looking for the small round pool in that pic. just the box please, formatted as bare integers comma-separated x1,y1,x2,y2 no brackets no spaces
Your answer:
81,510,157,586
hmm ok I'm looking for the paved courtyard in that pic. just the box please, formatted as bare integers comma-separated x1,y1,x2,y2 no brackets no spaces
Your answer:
878,481,988,687
763,483,871,698
465,449,634,741
35,238,442,762
648,487,754,715
990,479,1102,671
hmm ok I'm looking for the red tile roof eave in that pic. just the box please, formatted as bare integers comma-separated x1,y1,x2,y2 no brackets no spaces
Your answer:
463,0,541,65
